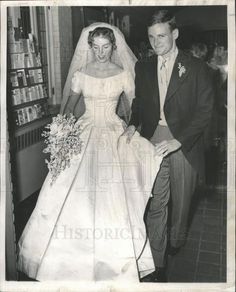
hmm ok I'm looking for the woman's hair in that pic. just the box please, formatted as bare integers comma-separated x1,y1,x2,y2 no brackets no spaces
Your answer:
148,9,177,32
88,27,117,49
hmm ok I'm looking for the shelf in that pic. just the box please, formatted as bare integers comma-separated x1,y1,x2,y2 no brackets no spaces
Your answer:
13,98,48,110
13,115,53,137
13,107,59,136
9,66,42,71
11,82,46,89
9,51,35,54
9,66,47,71
15,114,51,130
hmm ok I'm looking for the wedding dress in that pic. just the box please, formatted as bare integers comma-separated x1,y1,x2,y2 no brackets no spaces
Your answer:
17,70,162,282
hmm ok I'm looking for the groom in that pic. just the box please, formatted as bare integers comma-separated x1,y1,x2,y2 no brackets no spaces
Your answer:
124,10,213,282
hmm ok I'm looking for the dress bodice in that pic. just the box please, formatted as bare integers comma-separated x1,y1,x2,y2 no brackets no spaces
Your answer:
71,70,133,127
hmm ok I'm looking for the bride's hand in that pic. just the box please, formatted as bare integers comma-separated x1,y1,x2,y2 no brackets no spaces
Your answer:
120,125,136,144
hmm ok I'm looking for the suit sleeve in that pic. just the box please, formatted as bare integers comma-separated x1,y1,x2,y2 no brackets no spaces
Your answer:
177,62,214,152
128,61,142,128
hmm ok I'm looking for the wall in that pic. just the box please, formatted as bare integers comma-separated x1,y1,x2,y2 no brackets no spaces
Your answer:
175,6,227,49
175,6,227,31
108,6,227,49
71,7,85,50
71,7,107,49
6,131,17,280
51,7,74,105
51,7,61,104
59,7,74,91
15,141,48,202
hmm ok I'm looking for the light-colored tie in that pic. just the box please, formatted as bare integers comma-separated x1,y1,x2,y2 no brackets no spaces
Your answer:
159,58,168,126
160,58,167,70
160,58,168,88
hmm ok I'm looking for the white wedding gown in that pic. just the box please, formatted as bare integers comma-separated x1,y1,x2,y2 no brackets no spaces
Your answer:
17,70,162,282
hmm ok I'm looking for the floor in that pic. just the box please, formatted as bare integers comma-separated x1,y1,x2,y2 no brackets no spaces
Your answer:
167,185,226,282
15,145,227,283
167,145,227,282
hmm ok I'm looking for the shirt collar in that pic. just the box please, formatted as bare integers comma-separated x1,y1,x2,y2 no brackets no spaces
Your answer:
158,46,178,64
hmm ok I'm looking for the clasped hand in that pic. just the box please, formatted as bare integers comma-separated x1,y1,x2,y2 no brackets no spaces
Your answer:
155,139,181,157
120,126,181,157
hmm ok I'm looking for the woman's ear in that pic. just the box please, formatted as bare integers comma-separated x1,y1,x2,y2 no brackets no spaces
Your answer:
172,28,179,41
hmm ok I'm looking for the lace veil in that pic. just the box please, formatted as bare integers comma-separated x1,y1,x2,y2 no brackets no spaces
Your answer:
60,22,137,122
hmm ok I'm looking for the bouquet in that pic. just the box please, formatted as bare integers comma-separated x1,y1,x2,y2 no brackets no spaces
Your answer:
42,114,83,185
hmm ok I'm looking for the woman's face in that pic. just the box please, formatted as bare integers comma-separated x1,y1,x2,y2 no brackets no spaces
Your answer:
91,36,113,63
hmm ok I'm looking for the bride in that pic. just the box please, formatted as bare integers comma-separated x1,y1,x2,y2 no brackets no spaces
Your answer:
17,22,162,282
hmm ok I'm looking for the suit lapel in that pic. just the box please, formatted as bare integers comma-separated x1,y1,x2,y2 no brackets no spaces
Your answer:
146,55,159,105
165,50,190,102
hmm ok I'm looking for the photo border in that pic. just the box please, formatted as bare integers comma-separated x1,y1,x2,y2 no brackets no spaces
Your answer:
0,0,235,291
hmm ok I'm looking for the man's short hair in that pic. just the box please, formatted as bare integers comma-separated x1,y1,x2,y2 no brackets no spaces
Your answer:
148,10,177,31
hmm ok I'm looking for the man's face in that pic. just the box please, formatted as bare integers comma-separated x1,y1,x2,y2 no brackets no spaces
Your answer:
148,22,178,56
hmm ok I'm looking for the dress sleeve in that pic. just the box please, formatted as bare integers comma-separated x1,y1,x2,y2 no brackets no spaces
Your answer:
71,71,81,94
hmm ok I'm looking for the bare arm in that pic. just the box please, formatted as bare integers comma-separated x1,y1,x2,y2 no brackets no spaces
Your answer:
60,70,83,116
119,92,136,143
60,89,81,116
120,71,137,143
128,61,142,129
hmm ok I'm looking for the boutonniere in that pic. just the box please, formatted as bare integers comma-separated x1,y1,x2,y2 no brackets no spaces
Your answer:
178,63,186,77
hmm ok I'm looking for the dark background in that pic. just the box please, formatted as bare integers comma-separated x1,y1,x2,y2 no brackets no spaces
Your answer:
71,6,227,52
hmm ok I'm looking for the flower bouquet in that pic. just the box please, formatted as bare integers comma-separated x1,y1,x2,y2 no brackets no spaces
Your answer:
42,114,83,185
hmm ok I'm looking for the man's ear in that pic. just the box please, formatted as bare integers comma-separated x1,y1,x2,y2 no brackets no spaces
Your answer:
172,28,179,40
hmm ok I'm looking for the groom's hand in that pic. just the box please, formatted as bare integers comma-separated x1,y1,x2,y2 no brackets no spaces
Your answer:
155,139,181,157
121,125,136,144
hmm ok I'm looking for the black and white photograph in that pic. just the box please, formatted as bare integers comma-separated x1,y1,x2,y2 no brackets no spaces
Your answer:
0,0,235,291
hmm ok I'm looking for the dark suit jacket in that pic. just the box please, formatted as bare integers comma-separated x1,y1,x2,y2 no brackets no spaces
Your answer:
129,50,214,173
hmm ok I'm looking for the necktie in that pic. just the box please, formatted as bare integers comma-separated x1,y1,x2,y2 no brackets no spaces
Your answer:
159,58,168,125
160,58,167,70
160,58,168,87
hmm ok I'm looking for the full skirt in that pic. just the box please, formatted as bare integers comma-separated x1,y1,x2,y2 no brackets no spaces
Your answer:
17,119,162,282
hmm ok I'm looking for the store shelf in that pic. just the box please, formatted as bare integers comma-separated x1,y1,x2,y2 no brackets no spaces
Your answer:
13,115,53,137
11,82,46,89
9,66,47,71
15,114,51,130
12,97,48,110
9,51,35,54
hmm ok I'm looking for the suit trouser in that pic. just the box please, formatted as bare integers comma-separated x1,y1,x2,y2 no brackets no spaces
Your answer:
146,125,197,267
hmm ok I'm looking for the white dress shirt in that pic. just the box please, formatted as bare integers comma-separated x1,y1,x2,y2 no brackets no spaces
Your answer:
158,47,178,126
